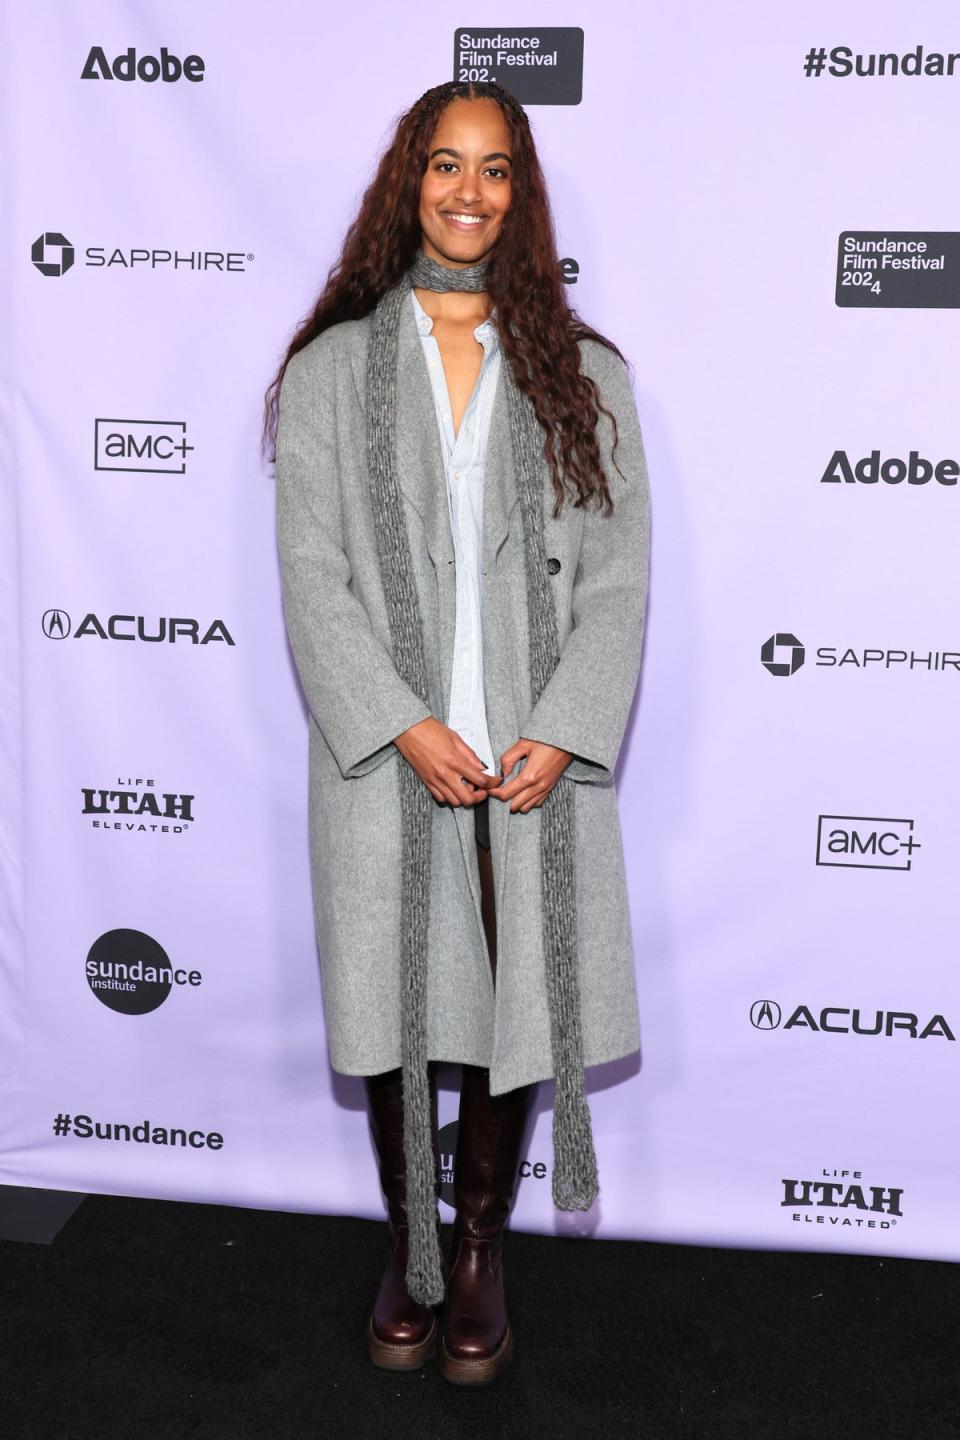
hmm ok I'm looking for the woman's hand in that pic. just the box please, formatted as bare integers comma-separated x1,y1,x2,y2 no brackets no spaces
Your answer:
394,717,500,808
487,738,573,813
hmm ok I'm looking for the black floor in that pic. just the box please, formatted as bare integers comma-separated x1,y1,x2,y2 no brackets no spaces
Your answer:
1,1192,958,1440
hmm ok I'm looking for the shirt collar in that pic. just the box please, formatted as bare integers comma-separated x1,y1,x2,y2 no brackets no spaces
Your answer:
410,286,498,349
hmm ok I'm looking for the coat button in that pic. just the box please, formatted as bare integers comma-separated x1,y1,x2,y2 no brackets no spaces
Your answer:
547,556,561,575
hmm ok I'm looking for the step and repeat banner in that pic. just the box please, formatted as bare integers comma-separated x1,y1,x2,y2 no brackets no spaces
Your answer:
2,1,958,1263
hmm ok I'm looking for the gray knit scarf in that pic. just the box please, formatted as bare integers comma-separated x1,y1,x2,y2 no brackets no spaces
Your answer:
366,248,598,1307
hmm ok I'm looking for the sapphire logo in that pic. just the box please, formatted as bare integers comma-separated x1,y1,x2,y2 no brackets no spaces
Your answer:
32,233,75,277
760,632,958,676
761,633,804,676
30,234,251,277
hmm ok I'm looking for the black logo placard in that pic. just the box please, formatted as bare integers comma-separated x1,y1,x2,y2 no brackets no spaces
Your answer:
453,28,583,104
836,231,960,307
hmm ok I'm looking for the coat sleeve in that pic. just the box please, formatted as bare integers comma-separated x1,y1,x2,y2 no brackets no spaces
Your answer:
518,341,651,785
275,338,434,779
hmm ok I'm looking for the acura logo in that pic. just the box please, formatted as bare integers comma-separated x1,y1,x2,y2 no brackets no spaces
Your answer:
42,608,71,638
750,999,782,1029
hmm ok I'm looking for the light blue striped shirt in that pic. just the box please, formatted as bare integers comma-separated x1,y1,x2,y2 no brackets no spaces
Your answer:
411,286,500,777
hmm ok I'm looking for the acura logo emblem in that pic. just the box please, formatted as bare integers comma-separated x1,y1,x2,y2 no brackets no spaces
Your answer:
750,999,782,1030
42,608,72,639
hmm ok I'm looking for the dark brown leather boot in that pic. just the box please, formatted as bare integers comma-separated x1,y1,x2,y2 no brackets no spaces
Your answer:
363,1064,443,1369
439,1062,537,1385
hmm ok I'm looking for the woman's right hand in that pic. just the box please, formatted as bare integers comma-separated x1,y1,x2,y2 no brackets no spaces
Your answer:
394,717,499,809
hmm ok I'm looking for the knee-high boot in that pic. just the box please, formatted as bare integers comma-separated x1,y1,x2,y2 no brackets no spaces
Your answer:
363,1063,443,1369
439,1063,538,1385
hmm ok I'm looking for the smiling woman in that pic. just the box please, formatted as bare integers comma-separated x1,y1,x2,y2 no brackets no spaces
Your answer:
262,79,651,1387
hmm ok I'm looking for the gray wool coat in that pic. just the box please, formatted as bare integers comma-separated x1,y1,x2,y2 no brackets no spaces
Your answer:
275,291,651,1095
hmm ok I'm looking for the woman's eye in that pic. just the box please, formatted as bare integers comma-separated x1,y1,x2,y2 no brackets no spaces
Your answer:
433,162,509,179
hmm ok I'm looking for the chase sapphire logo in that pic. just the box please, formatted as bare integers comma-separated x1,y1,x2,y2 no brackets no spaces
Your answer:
761,633,805,676
32,233,75,277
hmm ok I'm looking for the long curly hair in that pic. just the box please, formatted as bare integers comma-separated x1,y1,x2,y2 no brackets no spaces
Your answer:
261,80,627,517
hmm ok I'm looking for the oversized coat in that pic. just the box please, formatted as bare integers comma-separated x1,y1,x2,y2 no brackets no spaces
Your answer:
275,290,651,1096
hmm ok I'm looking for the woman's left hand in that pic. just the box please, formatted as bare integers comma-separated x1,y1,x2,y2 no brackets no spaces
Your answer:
487,738,573,813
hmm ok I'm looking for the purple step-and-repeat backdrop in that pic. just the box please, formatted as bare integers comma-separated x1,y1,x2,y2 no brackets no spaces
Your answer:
3,1,959,1262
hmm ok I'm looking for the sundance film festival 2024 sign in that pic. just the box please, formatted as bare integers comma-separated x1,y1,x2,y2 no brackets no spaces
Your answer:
453,27,583,103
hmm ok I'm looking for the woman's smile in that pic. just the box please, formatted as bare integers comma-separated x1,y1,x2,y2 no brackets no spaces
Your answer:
441,210,488,229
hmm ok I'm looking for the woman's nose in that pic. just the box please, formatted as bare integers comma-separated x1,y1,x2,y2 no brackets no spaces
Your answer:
455,174,482,205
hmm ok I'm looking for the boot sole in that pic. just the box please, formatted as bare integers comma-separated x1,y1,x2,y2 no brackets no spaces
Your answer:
367,1313,437,1371
439,1324,514,1385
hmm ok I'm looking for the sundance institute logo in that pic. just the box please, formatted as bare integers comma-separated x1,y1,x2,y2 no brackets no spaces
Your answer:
86,929,202,1015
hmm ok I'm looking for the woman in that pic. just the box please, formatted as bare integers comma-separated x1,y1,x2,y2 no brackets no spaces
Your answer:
264,79,651,1386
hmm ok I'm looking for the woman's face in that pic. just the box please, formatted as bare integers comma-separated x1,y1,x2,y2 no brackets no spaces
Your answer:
418,97,513,266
